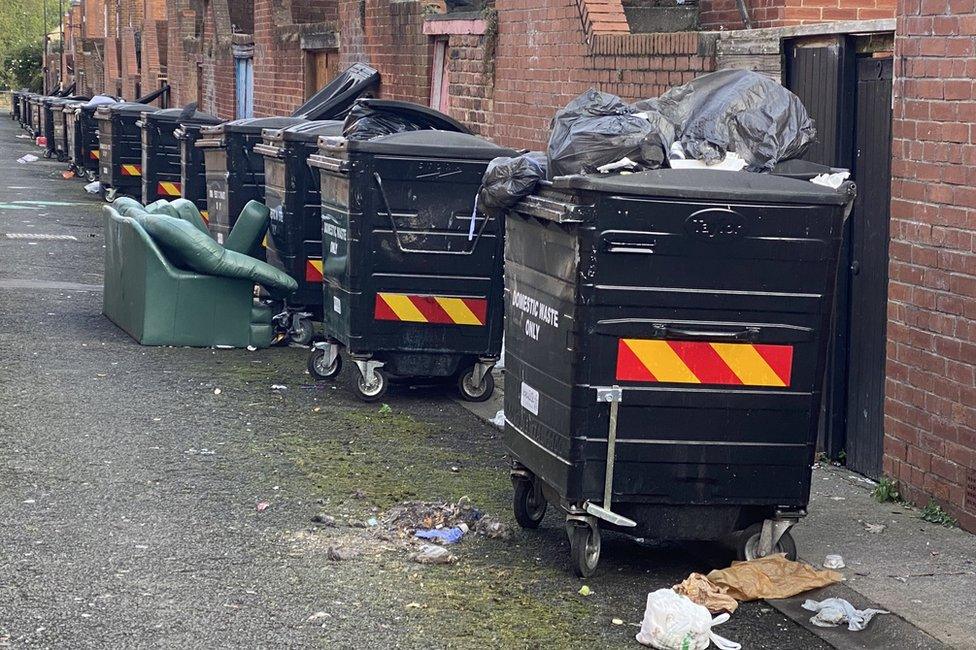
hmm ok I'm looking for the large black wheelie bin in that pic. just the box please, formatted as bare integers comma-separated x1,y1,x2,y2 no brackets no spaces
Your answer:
175,121,215,217
195,63,379,246
96,102,161,200
306,109,517,402
12,90,22,123
141,106,222,205
504,167,856,577
49,96,89,162
28,94,45,138
66,96,114,180
255,120,344,343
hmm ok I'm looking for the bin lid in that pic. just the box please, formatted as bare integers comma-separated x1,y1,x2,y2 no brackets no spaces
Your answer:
345,99,470,135
97,102,160,118
291,63,380,120
552,169,853,206
201,116,307,137
280,120,344,143
344,130,516,160
147,107,223,126
83,95,120,108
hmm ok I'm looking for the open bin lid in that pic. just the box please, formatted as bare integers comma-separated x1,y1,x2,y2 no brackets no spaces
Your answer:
280,120,345,143
200,116,307,138
342,130,516,160
291,63,380,120
552,169,853,206
344,99,471,135
147,107,223,126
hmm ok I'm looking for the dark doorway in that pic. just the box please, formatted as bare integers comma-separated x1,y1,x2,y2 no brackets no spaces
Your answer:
786,36,894,478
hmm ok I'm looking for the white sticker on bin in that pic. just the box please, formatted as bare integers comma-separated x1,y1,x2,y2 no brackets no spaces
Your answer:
520,382,539,416
333,296,341,315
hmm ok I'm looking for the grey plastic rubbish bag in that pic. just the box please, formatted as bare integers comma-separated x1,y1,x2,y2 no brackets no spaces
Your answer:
648,69,816,172
547,89,673,177
477,153,548,213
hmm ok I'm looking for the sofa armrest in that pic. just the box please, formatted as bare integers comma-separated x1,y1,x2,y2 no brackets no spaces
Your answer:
225,200,270,256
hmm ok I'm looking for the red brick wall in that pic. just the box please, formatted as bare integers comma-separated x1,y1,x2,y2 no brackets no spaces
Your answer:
121,27,141,99
446,33,494,137
104,36,122,96
699,0,895,30
253,0,306,116
490,0,714,150
83,0,108,39
200,1,237,118
885,0,976,532
141,21,168,92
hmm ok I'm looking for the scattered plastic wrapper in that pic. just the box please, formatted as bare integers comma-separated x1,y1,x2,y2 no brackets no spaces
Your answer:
84,181,102,194
823,554,846,569
811,171,851,189
490,409,505,428
636,589,740,650
668,142,748,171
673,573,738,614
414,523,468,544
706,555,843,601
410,544,456,565
478,152,548,214
802,598,889,631
17,154,39,164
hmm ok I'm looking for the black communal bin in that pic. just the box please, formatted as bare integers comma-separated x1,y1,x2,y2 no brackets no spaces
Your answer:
50,96,89,162
96,102,161,201
504,167,856,577
255,120,344,344
175,121,215,217
67,97,116,181
307,115,517,403
29,94,47,139
142,107,221,205
12,91,22,123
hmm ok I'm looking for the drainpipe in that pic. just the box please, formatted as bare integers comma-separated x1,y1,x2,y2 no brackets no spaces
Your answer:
735,0,754,29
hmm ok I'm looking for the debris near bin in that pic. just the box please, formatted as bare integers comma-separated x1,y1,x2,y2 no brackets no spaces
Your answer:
802,598,889,631
673,573,739,615
635,589,741,650
705,555,843,602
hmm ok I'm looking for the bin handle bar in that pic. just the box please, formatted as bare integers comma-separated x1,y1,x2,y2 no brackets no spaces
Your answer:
371,172,490,256
656,324,760,342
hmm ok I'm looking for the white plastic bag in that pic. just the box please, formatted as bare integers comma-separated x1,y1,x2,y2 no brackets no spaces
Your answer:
802,598,888,631
636,589,741,650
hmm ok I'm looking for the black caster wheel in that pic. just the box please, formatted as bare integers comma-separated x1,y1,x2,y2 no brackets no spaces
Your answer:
290,317,315,346
307,348,342,380
104,188,118,203
513,479,547,529
86,170,97,182
356,368,389,402
457,366,495,402
567,521,601,578
736,523,797,561
57,153,67,163
43,149,53,159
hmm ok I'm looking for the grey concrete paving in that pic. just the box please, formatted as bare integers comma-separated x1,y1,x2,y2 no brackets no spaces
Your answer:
0,113,845,648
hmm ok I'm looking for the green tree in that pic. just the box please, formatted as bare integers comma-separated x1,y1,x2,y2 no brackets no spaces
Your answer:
0,0,60,90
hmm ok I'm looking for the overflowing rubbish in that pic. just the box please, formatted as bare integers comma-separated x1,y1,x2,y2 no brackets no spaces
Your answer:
823,554,846,569
635,589,740,650
548,89,672,177
414,524,468,544
410,543,457,565
673,573,738,614
811,170,851,188
802,598,889,631
477,152,548,214
706,556,843,601
381,497,483,536
648,69,816,172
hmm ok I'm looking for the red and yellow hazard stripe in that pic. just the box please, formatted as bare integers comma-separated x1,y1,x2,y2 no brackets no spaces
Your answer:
616,339,794,387
121,164,142,177
157,181,182,197
374,293,487,326
200,210,209,224
89,149,100,160
305,259,324,282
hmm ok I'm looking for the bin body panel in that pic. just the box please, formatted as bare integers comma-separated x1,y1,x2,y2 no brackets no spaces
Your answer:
178,125,210,215
143,110,221,205
97,104,159,195
504,172,853,538
79,106,102,176
261,121,344,318
313,131,515,377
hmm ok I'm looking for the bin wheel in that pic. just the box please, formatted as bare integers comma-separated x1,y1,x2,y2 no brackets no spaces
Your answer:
290,317,315,346
104,188,118,203
736,524,797,561
457,366,495,402
567,521,601,578
43,149,53,159
307,348,342,380
356,368,389,402
86,170,97,182
513,479,547,529
57,153,67,163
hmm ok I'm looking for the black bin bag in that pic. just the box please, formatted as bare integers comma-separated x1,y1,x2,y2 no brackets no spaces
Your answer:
647,69,817,172
547,89,674,177
477,152,548,214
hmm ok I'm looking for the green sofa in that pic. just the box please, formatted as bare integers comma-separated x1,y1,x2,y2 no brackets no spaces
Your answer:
103,198,298,348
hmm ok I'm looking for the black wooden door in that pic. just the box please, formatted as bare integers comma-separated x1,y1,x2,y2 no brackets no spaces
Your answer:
844,56,893,478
